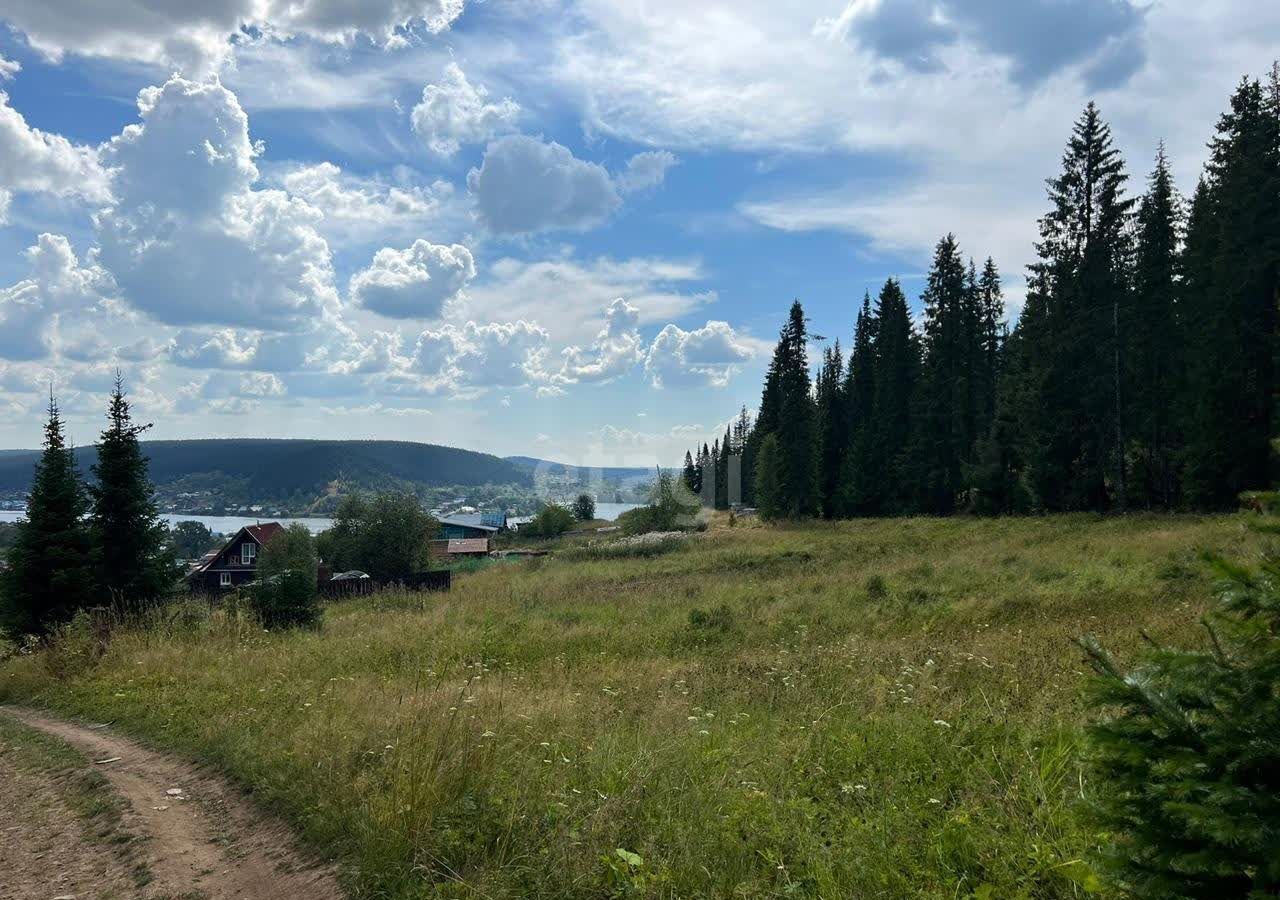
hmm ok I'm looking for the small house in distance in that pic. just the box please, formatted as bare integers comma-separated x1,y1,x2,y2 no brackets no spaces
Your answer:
187,522,284,593
437,512,505,540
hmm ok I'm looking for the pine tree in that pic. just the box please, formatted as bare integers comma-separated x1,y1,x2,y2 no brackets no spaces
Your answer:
715,427,731,510
698,443,712,506
837,293,878,515
867,279,920,514
90,374,172,607
1022,102,1136,510
776,301,819,517
1129,144,1184,507
912,234,972,514
0,396,95,637
1180,77,1280,507
681,450,698,495
975,258,1004,433
815,340,846,518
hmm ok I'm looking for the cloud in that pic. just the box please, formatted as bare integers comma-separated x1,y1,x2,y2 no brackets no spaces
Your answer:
349,239,475,319
0,0,466,74
644,320,754,389
95,76,339,331
467,134,621,234
820,0,1147,88
615,150,678,194
412,62,521,157
556,297,643,384
0,86,108,217
405,320,552,391
462,254,712,345
277,162,444,238
0,234,114,360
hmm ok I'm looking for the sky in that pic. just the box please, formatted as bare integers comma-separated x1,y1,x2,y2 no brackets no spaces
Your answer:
0,0,1275,468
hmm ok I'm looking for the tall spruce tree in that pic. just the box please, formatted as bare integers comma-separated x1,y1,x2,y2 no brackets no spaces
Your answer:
867,279,920,514
1180,77,1280,507
815,340,846,518
837,293,878,515
912,234,973,514
1129,144,1184,507
975,258,1004,434
0,396,95,637
681,450,698,494
1023,102,1136,510
776,301,819,517
91,374,172,606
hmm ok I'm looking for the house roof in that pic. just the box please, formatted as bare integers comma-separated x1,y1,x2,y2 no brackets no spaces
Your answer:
244,522,285,544
438,513,501,532
446,538,490,555
190,522,285,575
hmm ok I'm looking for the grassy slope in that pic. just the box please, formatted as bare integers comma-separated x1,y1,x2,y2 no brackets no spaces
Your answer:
0,514,1257,898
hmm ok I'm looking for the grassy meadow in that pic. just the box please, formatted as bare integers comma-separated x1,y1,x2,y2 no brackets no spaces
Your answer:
0,513,1262,899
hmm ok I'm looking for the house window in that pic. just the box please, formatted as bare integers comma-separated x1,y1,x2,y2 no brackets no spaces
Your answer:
241,542,256,565
220,572,232,587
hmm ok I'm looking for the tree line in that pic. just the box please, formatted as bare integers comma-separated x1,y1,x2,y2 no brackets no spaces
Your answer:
682,69,1280,518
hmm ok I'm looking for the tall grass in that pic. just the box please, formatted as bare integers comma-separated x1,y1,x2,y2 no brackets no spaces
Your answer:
0,513,1255,898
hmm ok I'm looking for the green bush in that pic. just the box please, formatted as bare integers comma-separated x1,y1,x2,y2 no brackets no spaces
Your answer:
619,471,700,536
1079,540,1280,897
525,503,575,538
251,524,321,629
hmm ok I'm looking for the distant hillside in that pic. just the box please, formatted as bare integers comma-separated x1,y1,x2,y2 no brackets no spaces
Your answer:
504,456,656,486
0,439,532,501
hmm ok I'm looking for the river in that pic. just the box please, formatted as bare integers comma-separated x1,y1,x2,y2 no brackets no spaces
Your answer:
0,502,643,535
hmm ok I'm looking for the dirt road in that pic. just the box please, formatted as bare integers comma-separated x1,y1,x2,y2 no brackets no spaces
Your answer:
0,706,345,900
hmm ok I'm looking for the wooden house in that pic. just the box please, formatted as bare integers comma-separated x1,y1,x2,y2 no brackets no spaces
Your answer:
187,522,284,593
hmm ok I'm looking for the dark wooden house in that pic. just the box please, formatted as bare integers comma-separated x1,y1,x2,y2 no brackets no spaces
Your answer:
187,522,284,593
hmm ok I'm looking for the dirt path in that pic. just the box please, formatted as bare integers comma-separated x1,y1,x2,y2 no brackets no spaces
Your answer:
1,706,345,900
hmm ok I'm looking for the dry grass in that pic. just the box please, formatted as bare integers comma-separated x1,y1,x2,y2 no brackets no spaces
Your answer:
0,513,1258,898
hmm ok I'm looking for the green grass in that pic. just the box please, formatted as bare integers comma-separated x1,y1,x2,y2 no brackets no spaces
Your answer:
0,715,152,888
0,513,1259,898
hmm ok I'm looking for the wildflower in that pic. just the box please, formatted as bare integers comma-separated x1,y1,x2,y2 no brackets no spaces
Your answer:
932,719,951,728
927,798,942,805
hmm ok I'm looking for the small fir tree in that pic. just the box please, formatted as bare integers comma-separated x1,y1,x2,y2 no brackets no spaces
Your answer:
1078,523,1280,897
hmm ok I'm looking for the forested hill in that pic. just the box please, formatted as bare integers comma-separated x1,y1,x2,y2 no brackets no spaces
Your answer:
504,457,655,485
0,439,532,498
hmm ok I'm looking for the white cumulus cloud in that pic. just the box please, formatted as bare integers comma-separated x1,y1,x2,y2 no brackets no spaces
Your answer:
350,239,475,320
95,76,339,331
412,62,520,157
645,320,754,389
467,134,621,234
0,0,466,74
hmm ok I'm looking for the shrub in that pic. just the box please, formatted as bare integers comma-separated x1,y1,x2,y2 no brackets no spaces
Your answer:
44,610,108,680
1078,542,1280,897
865,574,888,600
250,524,321,629
619,471,700,536
525,503,575,538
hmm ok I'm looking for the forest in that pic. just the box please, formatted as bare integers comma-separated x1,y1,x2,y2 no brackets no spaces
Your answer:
683,69,1280,518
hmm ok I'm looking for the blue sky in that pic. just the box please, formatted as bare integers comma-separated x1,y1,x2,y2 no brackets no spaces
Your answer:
0,0,1275,467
